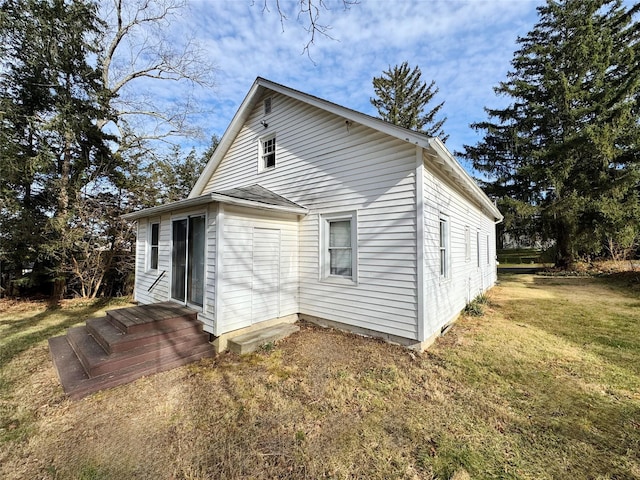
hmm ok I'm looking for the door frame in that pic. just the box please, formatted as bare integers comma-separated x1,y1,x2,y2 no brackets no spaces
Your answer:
170,211,207,311
250,227,281,324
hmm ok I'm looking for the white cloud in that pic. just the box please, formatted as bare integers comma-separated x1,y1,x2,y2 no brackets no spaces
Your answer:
130,0,545,158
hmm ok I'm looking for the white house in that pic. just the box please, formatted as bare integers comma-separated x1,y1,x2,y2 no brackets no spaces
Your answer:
123,77,503,352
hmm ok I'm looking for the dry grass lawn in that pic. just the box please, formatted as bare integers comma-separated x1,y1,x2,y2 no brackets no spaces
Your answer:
1,274,639,479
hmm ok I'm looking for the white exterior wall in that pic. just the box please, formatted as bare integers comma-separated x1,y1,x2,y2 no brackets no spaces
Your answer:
216,204,299,336
134,215,171,305
202,92,419,340
132,204,217,334
422,161,498,337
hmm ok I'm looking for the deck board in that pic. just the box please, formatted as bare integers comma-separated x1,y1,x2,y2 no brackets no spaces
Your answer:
49,302,211,399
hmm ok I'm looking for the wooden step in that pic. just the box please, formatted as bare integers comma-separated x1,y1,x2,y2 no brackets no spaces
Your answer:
49,334,213,400
106,302,197,334
227,323,300,355
67,325,210,378
49,302,214,400
86,316,204,354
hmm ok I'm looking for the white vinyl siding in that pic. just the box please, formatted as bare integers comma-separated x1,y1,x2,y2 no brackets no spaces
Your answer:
134,217,171,305
422,159,498,338
215,205,298,336
202,92,419,340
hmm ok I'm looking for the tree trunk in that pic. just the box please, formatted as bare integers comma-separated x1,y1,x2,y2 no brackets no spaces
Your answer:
555,219,574,270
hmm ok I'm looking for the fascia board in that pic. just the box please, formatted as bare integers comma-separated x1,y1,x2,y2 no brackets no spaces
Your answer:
189,80,264,198
122,193,307,221
427,137,503,222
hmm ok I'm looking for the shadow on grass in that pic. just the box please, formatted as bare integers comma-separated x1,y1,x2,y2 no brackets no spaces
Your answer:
0,299,117,370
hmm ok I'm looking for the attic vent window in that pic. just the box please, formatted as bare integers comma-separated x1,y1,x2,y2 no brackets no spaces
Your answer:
264,97,272,115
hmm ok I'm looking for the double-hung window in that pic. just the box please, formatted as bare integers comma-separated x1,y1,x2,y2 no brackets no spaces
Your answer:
464,225,470,262
439,215,450,279
487,234,491,265
260,135,276,170
149,221,160,270
321,212,357,283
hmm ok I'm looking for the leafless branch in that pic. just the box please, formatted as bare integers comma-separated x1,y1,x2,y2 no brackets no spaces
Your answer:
254,0,359,57
98,0,217,143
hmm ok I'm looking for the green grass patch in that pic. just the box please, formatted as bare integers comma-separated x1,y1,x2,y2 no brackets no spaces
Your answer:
1,279,639,479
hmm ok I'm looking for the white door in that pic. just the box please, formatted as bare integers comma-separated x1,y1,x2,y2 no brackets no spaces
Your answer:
251,228,280,323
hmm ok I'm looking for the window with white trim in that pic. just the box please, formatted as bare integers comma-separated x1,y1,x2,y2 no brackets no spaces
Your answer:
321,212,357,282
464,225,470,262
487,234,491,265
149,221,159,270
439,215,450,279
260,135,276,170
264,97,272,114
476,230,481,268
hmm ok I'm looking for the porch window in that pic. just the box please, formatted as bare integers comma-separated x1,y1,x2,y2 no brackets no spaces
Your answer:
321,212,357,282
149,222,159,270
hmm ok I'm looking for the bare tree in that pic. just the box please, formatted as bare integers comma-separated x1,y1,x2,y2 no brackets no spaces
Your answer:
255,0,359,55
97,0,217,144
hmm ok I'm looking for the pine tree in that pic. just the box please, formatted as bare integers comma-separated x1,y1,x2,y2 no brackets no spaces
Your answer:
462,0,640,268
0,0,117,296
133,135,220,208
370,61,448,142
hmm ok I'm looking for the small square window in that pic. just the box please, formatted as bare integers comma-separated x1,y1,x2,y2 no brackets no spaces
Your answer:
260,135,276,170
149,222,159,270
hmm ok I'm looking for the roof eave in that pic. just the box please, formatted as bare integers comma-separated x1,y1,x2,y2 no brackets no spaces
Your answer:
122,192,308,221
426,137,503,222
189,79,265,199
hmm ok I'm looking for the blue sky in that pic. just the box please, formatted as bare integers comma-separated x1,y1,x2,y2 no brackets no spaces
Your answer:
144,0,545,171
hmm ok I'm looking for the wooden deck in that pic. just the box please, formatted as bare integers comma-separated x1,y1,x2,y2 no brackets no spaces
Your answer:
49,302,214,400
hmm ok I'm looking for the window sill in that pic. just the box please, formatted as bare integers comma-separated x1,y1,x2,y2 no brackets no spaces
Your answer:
321,275,358,287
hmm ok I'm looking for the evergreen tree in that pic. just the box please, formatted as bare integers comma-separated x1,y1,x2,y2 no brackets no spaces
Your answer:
0,0,118,296
133,135,220,208
371,61,448,142
462,0,640,268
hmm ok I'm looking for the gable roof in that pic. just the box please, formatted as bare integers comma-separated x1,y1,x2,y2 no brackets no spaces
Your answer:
190,77,502,221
